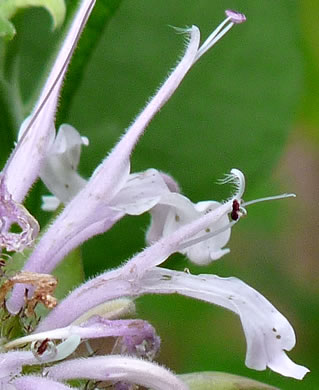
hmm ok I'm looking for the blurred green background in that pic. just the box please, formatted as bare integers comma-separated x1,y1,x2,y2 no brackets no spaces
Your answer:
1,0,319,388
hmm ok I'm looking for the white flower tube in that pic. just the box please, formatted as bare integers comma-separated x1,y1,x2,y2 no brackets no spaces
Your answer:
139,267,309,380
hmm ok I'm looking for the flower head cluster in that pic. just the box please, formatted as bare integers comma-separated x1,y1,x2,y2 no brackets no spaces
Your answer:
0,1,309,389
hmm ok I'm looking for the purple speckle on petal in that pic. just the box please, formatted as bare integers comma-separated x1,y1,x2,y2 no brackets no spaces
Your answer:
225,9,246,24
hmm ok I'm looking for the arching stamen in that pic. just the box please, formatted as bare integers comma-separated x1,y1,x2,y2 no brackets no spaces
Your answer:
179,221,237,251
194,10,246,63
179,192,295,250
242,193,296,207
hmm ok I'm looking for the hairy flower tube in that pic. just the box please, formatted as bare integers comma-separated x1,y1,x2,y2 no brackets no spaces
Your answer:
7,7,247,313
0,0,309,389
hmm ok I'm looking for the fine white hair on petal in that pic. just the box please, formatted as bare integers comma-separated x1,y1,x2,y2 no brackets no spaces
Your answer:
7,12,245,313
12,376,74,390
44,355,189,390
0,351,38,379
6,24,202,315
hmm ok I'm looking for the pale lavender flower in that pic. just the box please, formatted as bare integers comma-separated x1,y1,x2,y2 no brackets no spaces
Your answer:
0,0,95,253
0,0,181,387
40,124,89,211
6,317,160,356
12,377,73,390
2,307,172,389
147,168,295,265
44,356,189,390
3,0,95,203
7,9,246,313
34,189,309,380
0,2,309,388
0,340,81,389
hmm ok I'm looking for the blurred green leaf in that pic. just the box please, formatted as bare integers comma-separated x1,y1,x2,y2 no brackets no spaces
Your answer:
0,15,15,39
0,78,16,169
299,0,319,142
5,0,123,129
0,0,65,40
57,0,124,124
179,372,278,390
0,308,25,340
51,247,84,300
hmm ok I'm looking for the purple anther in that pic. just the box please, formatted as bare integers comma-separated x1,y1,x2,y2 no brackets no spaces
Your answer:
225,9,246,24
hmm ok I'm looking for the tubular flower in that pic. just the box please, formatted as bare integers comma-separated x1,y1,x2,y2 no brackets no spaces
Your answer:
35,177,308,380
147,168,295,265
0,0,95,252
7,8,246,313
0,2,309,389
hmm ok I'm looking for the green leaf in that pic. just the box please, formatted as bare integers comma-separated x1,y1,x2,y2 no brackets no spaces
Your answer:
299,0,319,142
8,0,123,130
56,0,124,124
0,77,16,169
179,372,279,390
51,247,84,300
0,15,15,40
0,0,66,40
